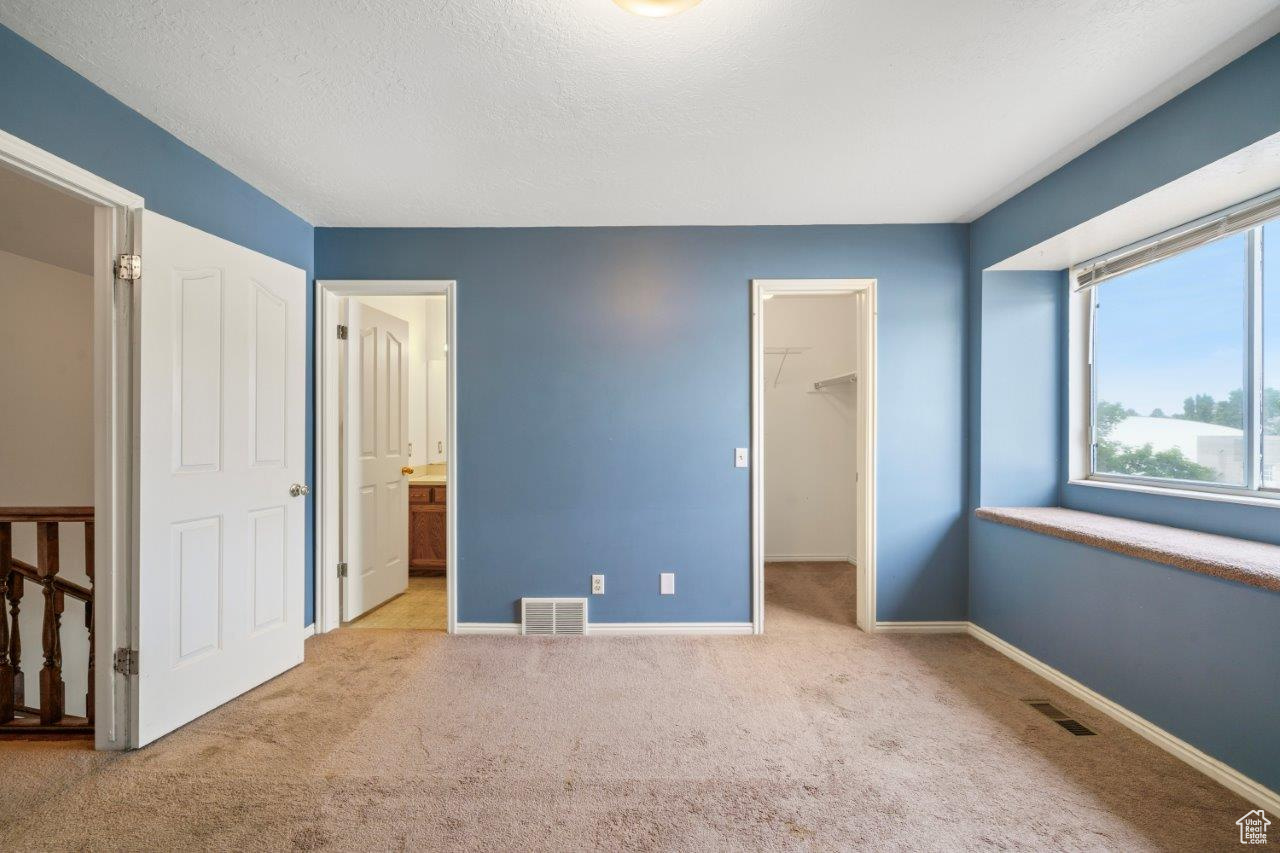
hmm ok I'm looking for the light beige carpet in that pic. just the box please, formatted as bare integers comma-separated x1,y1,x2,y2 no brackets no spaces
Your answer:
0,563,1253,850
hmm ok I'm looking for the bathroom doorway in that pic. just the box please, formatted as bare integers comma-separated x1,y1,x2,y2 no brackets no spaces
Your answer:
314,281,456,634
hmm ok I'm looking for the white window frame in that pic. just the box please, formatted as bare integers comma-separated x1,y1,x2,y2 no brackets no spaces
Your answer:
1069,188,1280,505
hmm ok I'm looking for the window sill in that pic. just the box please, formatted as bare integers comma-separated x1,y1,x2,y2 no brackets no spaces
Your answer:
1067,478,1280,509
975,505,1280,593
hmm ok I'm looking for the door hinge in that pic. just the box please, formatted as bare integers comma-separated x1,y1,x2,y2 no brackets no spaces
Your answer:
113,648,139,676
336,324,348,340
115,254,141,281
337,561,348,578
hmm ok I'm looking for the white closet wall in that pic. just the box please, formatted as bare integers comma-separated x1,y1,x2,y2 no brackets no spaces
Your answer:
424,296,447,463
764,294,859,562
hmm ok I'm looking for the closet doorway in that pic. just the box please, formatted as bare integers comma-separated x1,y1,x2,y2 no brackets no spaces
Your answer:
750,279,877,635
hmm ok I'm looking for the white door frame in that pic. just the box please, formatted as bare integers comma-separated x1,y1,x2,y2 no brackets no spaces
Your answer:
314,280,458,634
0,129,143,749
750,278,878,634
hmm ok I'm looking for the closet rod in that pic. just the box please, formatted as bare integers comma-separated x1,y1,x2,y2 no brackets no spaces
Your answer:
812,371,857,391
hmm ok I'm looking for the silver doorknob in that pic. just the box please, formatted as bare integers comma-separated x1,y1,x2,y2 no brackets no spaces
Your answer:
289,483,310,497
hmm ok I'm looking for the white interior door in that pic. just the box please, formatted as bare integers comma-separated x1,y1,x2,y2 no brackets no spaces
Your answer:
343,300,411,620
135,210,306,747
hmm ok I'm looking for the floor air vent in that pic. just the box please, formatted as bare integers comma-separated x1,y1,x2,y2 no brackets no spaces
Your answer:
1024,699,1097,736
521,598,588,635
1053,718,1097,736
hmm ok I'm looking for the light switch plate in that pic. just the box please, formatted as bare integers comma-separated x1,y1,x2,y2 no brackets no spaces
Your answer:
735,448,749,468
660,572,675,595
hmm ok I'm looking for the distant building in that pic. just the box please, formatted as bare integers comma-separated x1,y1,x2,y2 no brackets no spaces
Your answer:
1110,416,1280,484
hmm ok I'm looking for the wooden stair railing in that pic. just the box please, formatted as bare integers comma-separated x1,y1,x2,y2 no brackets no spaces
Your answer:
0,507,94,734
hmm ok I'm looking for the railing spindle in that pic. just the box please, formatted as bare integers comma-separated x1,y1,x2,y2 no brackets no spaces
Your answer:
0,522,11,723
7,573,22,710
86,519,95,725
37,522,64,725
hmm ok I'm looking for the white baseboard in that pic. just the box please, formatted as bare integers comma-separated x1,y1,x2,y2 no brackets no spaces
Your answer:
875,620,969,634
303,623,316,639
455,622,520,635
589,622,754,636
766,555,857,564
454,622,754,636
967,622,1280,813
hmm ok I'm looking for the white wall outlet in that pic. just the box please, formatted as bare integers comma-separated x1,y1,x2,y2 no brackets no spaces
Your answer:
592,574,605,595
408,442,414,457
660,572,676,595
734,447,749,468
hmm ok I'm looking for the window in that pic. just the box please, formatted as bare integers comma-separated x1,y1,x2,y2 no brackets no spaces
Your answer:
1078,192,1280,497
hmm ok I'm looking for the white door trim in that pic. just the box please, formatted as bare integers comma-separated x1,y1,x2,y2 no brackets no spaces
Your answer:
0,128,143,749
314,280,458,634
750,278,878,635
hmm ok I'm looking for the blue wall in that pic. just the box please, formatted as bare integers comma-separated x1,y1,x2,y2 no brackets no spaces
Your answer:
0,25,319,622
977,270,1062,507
317,225,969,623
971,520,1280,790
969,35,1280,789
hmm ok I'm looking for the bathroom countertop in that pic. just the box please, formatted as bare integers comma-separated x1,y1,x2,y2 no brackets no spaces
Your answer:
407,463,447,486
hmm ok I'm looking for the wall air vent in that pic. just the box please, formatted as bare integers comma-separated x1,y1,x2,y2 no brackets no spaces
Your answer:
520,598,588,635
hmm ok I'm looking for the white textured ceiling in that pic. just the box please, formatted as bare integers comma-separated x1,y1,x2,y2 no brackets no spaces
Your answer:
2,0,1278,227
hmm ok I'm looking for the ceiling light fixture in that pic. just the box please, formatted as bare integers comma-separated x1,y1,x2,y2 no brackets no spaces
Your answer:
613,0,703,17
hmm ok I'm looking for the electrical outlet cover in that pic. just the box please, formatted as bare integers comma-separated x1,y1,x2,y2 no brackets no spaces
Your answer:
592,574,605,594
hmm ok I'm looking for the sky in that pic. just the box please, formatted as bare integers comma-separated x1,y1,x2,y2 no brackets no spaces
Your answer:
1094,222,1277,420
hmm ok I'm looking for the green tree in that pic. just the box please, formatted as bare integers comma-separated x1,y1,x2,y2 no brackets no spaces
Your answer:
1095,439,1216,480
1212,389,1245,428
1171,388,1280,430
1178,393,1216,424
1094,400,1135,438
1266,388,1280,436
1098,389,1280,481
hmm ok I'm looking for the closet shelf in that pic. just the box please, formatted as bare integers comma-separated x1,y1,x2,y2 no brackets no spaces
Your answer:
812,371,857,391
